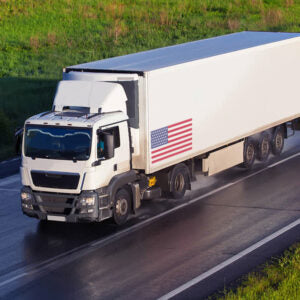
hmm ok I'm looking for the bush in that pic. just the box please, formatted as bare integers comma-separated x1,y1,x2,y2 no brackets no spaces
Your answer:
0,110,12,146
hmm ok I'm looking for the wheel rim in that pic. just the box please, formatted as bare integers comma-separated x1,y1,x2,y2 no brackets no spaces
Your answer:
246,144,255,162
174,173,185,192
115,198,128,216
261,138,270,157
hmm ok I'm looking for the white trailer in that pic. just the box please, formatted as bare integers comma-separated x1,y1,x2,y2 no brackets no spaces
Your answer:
19,31,300,224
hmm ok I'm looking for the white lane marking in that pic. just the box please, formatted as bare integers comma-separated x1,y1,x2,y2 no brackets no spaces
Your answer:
0,188,20,192
0,273,29,287
267,152,300,168
158,218,300,300
0,157,20,164
0,174,20,187
10,158,20,162
0,152,299,289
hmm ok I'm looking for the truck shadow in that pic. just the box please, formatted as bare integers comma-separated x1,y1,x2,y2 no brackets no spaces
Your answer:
22,219,120,264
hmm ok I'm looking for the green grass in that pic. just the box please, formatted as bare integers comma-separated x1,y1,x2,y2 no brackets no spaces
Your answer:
215,243,300,299
1,0,300,159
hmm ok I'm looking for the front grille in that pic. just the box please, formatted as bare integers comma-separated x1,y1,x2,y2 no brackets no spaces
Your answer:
31,171,80,189
35,193,76,215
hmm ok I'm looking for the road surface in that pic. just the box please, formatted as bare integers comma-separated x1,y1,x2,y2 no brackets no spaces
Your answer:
0,133,299,299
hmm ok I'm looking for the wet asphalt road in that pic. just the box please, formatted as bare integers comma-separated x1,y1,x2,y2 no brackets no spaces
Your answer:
0,133,299,299
0,157,20,179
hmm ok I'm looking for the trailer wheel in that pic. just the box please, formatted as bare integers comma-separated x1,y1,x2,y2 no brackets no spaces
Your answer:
257,132,271,162
271,126,284,156
112,188,131,225
241,138,256,169
169,164,189,199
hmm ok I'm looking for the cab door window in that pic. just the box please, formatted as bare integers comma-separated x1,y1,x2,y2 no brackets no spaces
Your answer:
97,126,120,159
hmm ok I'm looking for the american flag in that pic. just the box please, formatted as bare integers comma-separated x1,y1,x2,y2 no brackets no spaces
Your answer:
151,118,193,164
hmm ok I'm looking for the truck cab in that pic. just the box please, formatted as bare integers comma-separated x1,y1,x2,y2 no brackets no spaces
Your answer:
20,79,137,224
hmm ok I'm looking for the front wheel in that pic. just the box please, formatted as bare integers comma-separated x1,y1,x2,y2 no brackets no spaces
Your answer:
112,188,131,225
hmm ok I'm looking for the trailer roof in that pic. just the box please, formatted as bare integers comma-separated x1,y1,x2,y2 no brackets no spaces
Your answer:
66,31,300,74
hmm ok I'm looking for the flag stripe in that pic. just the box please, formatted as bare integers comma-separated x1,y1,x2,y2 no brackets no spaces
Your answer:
151,138,192,154
152,142,192,159
168,128,192,139
168,118,192,128
168,123,192,134
152,147,193,164
168,133,192,144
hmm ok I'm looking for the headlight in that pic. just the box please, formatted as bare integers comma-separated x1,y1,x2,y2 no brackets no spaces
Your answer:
21,192,32,201
80,195,96,206
85,196,96,206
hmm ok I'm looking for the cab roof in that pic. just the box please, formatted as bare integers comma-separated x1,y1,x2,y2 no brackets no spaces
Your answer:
26,110,128,129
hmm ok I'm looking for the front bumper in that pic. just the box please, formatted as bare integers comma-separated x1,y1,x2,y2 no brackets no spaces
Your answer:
21,187,112,223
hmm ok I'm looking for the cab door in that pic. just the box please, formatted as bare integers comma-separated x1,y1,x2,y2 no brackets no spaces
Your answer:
94,121,131,188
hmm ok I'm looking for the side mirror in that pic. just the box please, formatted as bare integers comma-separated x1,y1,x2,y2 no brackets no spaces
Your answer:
103,133,115,159
15,127,24,155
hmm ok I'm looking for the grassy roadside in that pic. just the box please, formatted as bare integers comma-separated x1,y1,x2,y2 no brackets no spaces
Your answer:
214,243,300,299
1,0,300,160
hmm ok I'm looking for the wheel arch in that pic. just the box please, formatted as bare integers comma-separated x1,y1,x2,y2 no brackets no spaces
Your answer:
272,123,287,139
107,170,137,207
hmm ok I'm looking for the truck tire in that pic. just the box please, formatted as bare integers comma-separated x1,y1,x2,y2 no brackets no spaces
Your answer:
169,164,189,199
112,188,131,225
257,132,271,162
241,138,256,169
271,126,284,156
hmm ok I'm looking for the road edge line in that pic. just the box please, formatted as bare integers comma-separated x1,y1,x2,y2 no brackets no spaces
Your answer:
158,218,300,300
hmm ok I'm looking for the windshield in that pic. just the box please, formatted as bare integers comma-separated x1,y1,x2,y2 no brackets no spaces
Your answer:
24,125,92,161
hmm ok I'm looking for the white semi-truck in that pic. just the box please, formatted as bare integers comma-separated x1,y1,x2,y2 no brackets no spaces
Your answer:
19,31,300,224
